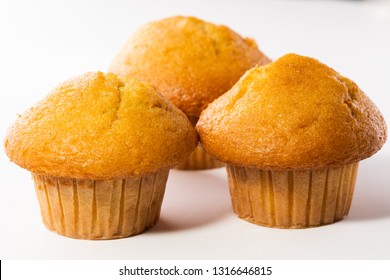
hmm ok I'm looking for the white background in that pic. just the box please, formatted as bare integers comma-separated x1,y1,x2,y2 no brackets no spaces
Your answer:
0,0,389,260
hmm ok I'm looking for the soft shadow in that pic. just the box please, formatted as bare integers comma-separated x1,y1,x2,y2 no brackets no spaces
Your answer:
149,168,232,233
347,155,390,221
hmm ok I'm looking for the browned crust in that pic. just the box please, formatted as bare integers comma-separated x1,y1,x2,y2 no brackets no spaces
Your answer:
196,54,387,170
109,16,271,117
5,72,198,179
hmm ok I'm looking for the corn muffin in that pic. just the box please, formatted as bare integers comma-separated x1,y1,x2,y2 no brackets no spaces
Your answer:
4,71,197,239
196,54,387,228
110,16,270,169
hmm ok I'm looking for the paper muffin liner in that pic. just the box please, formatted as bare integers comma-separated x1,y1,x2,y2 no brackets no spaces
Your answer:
176,115,224,170
32,170,169,239
226,163,359,228
175,145,225,170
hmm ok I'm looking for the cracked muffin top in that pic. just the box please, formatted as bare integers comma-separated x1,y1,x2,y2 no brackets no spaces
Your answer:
4,71,198,179
109,16,270,117
196,53,387,170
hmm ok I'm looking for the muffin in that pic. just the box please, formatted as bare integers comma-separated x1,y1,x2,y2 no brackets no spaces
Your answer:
4,71,197,239
110,16,271,170
196,54,387,228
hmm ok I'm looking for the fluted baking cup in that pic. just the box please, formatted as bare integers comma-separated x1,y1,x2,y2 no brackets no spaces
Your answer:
226,163,358,228
33,170,169,239
176,145,224,170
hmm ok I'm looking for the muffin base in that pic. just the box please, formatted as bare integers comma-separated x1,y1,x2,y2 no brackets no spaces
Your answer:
175,145,225,170
226,163,359,228
33,170,169,239
176,115,224,170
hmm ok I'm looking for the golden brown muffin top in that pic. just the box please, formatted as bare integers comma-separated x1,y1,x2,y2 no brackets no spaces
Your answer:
196,54,387,170
109,16,270,117
5,72,198,179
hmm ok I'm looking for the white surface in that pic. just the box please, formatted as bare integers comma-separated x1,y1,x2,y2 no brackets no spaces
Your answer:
0,0,389,259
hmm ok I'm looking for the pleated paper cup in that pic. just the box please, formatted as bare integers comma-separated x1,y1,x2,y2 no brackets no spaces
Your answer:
176,115,224,170
175,145,225,170
32,170,169,239
226,163,359,228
